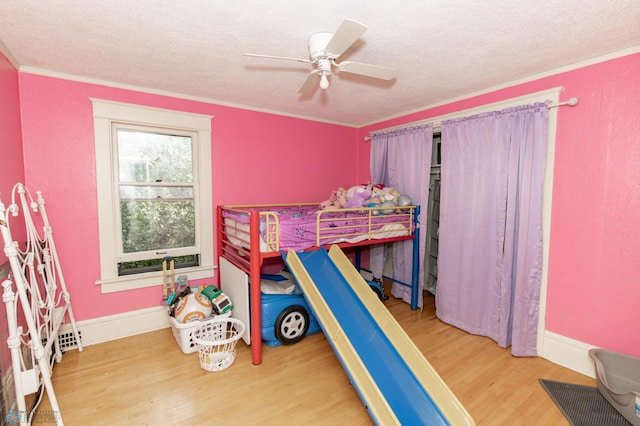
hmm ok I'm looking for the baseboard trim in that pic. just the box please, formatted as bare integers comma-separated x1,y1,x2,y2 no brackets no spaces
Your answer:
59,306,171,347
541,331,596,378
60,308,598,379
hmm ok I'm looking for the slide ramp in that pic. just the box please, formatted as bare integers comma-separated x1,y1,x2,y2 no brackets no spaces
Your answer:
285,246,474,426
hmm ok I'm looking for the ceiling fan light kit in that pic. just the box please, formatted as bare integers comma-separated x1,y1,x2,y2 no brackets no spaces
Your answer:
244,18,398,94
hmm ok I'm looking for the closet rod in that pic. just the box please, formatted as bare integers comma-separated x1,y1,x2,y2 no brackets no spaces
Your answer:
363,97,579,141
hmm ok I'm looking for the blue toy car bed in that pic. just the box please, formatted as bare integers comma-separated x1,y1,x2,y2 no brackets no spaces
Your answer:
260,271,386,347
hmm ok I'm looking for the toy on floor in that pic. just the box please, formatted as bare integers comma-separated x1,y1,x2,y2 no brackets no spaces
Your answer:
260,269,386,347
202,285,234,315
173,292,213,323
168,285,191,316
162,256,176,303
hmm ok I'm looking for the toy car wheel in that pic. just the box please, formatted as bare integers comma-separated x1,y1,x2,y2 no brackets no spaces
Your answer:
370,284,385,301
275,305,310,345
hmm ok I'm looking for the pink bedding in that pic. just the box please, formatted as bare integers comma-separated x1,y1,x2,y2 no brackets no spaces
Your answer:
222,205,412,252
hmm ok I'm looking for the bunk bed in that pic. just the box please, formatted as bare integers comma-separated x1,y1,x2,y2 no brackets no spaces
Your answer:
216,203,421,365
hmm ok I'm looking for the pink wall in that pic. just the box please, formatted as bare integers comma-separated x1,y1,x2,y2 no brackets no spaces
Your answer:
359,52,640,357
0,52,26,256
17,74,358,321
0,51,25,380
10,49,640,357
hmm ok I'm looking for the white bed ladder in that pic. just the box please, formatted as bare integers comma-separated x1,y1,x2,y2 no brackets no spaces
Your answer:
1,183,83,426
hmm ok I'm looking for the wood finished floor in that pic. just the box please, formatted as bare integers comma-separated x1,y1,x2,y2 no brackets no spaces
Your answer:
33,293,594,425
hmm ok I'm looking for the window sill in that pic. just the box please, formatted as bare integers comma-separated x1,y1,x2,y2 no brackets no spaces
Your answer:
96,264,217,294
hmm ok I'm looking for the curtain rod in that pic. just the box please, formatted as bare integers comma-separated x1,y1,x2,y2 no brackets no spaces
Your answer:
547,97,579,109
363,97,579,141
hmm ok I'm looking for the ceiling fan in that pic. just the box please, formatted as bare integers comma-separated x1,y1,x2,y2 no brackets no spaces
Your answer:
244,19,398,94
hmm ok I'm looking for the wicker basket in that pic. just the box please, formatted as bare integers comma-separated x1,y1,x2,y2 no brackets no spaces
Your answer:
169,311,231,354
192,318,245,372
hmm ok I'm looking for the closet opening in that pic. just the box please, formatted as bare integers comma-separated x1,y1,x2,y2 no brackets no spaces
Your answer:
425,132,441,295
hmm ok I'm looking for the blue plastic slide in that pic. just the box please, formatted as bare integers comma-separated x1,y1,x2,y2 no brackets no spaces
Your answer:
285,246,475,426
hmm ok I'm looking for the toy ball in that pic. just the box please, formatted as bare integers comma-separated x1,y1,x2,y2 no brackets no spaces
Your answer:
397,195,411,206
173,292,213,323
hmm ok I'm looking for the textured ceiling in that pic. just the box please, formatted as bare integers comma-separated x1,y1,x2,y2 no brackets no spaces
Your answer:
1,1,639,126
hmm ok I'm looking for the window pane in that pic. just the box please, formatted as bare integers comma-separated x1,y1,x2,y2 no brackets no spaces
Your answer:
120,198,196,253
119,185,194,200
117,129,193,183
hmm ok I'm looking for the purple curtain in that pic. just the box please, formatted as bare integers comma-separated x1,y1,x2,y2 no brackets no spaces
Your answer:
436,103,548,356
370,124,433,308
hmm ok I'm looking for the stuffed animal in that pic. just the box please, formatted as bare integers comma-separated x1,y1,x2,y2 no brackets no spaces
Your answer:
335,187,347,207
366,187,386,206
380,200,397,213
383,187,401,203
343,183,373,209
363,187,382,215
319,187,347,209
396,194,411,207
365,185,413,214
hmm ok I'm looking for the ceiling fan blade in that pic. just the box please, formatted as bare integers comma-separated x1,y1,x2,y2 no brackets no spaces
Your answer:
336,61,398,80
324,19,368,58
243,53,311,64
298,69,319,94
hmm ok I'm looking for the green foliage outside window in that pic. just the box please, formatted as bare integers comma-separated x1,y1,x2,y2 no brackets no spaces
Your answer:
120,199,195,253
118,254,199,275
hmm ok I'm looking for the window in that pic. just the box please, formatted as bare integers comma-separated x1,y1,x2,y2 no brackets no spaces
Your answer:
115,125,199,275
92,99,214,293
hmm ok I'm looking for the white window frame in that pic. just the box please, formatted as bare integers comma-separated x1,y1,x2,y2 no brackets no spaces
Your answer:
92,99,214,293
